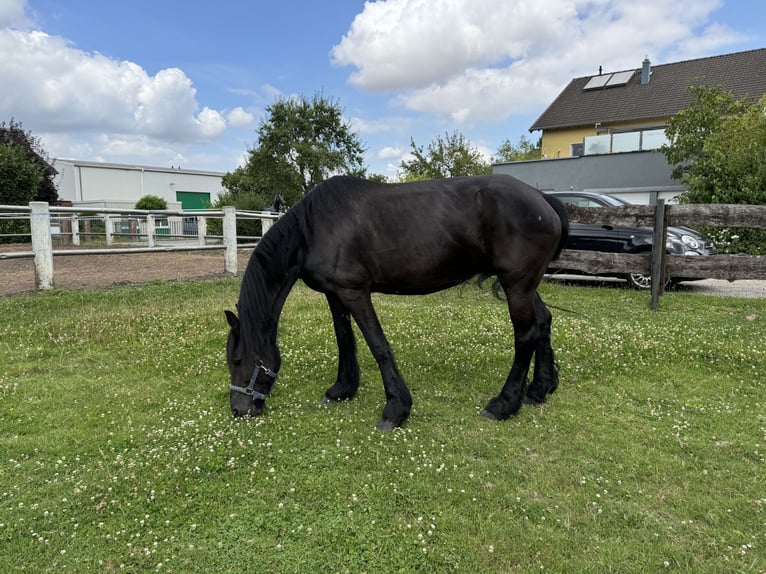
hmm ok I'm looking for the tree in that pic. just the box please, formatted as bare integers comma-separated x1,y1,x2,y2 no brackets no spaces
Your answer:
662,84,753,191
398,131,490,181
662,86,766,254
135,195,168,210
0,118,59,205
224,93,366,207
495,134,542,162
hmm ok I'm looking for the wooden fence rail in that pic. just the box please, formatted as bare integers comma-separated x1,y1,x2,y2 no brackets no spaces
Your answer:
559,201,766,308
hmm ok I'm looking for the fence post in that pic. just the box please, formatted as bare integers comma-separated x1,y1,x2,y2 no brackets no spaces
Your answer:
71,214,80,246
262,218,273,235
146,214,156,248
104,214,113,246
30,202,54,290
223,206,238,274
650,199,668,310
197,216,207,246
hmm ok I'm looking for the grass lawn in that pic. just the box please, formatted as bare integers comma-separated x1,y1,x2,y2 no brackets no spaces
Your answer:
0,279,764,573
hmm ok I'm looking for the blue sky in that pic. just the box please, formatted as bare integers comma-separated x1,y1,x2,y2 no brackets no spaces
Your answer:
1,0,764,180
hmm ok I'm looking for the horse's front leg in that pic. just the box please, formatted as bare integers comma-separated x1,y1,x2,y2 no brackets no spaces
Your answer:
322,293,360,402
524,292,558,404
481,288,538,421
337,289,412,430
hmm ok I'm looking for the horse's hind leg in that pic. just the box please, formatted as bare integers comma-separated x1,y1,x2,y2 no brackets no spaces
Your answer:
481,285,539,421
323,293,361,402
335,289,412,430
524,292,558,404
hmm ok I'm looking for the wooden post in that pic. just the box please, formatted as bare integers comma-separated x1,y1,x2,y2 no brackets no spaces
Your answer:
197,216,207,246
146,214,156,248
104,214,113,246
71,214,80,246
223,206,238,274
261,218,273,235
650,200,668,310
30,202,54,290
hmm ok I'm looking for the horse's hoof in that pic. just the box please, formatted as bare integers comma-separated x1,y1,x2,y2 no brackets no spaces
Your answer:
479,409,501,420
522,395,545,406
321,396,332,404
375,419,398,431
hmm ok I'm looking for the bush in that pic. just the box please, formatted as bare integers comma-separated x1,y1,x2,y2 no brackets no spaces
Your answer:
135,195,167,211
703,227,766,255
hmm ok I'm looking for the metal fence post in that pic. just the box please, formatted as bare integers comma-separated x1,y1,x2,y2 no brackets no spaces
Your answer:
30,202,54,290
223,206,238,274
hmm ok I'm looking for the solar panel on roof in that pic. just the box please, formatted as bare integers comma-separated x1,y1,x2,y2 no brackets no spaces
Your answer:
606,70,635,86
583,74,610,90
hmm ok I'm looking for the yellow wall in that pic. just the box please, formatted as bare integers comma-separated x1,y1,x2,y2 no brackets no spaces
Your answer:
540,117,671,158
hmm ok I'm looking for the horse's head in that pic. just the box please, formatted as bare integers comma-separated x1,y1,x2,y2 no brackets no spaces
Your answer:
225,310,280,417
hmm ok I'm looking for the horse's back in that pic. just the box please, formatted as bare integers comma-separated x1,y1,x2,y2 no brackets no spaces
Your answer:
298,175,563,293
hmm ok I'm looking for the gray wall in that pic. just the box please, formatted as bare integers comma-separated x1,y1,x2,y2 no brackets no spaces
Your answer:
492,151,684,205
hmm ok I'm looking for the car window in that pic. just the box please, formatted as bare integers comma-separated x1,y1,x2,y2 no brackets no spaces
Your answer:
556,196,605,208
552,193,628,208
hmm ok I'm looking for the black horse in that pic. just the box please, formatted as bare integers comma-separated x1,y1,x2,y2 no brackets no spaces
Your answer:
225,175,568,430
263,193,286,214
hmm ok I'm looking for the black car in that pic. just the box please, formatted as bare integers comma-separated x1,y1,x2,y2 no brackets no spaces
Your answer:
547,191,717,289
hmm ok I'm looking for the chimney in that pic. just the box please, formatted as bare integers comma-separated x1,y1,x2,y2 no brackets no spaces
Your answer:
641,57,651,84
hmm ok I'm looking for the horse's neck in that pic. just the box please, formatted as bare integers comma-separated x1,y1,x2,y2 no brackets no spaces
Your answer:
241,250,299,347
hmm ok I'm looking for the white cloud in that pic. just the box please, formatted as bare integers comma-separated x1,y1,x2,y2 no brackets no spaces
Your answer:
227,106,255,128
0,27,228,143
0,0,28,28
333,0,745,125
378,146,403,160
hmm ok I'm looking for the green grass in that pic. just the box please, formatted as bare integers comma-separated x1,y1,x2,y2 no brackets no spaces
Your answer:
1,279,764,573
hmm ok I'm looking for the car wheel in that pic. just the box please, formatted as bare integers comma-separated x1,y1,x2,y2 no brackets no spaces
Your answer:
625,273,672,290
625,273,653,290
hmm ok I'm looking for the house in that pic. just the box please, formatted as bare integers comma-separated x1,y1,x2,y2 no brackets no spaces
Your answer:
494,48,766,203
52,158,226,211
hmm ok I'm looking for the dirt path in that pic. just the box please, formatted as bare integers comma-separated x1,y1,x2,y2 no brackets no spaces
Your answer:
0,245,252,297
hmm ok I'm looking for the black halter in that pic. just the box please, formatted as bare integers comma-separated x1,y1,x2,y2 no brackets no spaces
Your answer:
229,360,279,401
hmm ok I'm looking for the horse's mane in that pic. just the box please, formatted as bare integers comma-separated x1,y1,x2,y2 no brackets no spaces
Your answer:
237,177,379,334
237,201,307,348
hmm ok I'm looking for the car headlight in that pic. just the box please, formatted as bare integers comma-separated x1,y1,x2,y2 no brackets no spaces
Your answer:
680,234,700,249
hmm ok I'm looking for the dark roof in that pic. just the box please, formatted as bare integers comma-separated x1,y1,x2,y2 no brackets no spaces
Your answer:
530,47,766,132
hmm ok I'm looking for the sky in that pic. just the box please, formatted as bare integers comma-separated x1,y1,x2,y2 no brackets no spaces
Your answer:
1,0,764,180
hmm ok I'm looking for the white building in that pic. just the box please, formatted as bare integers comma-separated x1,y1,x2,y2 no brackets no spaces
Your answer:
53,159,226,210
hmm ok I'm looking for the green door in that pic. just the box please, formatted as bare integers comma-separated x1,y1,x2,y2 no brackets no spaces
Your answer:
176,191,211,210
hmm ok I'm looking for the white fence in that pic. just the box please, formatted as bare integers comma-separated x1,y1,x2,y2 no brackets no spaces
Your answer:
0,202,281,290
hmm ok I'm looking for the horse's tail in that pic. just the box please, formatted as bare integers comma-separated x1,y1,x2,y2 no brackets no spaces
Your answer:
542,193,569,261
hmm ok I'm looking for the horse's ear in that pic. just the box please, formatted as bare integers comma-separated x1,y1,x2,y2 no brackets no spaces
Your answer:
225,310,240,333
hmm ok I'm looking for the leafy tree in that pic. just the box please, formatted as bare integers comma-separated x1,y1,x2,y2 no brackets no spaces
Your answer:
134,195,168,210
398,131,490,181
224,93,366,207
0,118,59,205
662,86,766,254
662,85,753,187
0,143,44,243
495,134,542,162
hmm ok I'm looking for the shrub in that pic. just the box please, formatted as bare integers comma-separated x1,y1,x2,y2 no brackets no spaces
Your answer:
135,195,168,211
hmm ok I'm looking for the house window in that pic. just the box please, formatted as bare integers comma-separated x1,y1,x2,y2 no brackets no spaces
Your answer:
571,142,584,156
582,127,668,155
